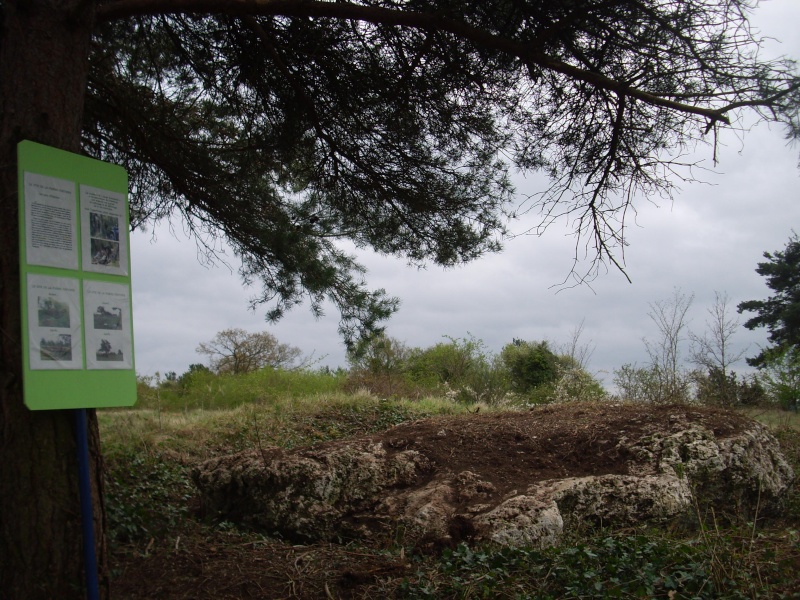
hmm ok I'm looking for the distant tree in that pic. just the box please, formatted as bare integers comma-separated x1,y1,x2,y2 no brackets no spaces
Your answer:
556,320,596,371
643,289,694,403
758,347,800,411
177,363,211,388
344,335,422,399
616,289,694,404
347,335,411,375
613,363,663,404
197,329,303,374
690,291,747,405
691,292,746,375
186,363,210,374
738,233,800,368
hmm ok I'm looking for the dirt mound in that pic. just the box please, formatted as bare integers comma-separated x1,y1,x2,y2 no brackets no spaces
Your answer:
369,402,745,493
192,403,793,549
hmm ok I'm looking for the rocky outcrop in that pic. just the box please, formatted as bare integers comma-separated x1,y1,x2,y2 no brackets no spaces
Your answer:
192,404,794,548
193,442,432,540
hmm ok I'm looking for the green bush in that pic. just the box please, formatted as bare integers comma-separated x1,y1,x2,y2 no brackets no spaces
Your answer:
612,363,693,404
500,339,560,394
406,337,482,385
407,336,509,405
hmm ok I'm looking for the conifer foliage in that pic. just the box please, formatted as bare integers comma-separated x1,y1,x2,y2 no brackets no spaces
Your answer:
739,233,800,367
82,0,800,338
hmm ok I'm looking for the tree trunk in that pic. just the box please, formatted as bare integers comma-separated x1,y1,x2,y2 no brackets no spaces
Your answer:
0,1,109,598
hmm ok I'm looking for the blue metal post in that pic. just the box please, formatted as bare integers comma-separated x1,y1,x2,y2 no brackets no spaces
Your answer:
74,408,100,600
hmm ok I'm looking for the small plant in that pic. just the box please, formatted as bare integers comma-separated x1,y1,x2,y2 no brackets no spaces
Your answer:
401,535,721,598
105,451,194,545
399,529,800,599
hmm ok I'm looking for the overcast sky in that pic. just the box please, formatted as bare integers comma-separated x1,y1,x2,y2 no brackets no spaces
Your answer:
130,0,800,388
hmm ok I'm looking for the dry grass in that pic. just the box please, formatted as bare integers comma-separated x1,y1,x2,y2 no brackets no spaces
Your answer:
99,390,472,460
739,406,800,430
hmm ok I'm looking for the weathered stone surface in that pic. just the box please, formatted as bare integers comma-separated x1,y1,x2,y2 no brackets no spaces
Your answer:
193,442,432,540
192,404,794,548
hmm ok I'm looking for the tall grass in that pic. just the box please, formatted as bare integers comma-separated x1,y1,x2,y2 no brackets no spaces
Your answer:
100,390,470,460
136,367,347,412
739,406,800,430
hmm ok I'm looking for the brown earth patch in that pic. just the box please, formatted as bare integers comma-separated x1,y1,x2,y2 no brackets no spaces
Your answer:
111,527,409,599
366,403,748,501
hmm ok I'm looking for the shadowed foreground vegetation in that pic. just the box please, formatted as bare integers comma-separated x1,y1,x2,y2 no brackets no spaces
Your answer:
104,365,800,598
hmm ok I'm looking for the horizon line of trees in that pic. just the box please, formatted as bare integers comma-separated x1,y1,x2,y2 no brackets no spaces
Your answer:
145,322,789,410
151,233,800,411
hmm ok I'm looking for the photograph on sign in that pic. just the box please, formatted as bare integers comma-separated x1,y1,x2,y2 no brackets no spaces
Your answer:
26,274,83,369
80,185,128,276
83,280,132,369
24,172,79,270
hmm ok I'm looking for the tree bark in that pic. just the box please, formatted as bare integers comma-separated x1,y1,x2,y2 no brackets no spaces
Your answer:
0,1,108,597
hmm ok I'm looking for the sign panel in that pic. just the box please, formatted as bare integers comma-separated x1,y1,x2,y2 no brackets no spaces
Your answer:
80,185,129,276
83,280,133,370
26,274,83,370
24,173,79,270
18,140,137,409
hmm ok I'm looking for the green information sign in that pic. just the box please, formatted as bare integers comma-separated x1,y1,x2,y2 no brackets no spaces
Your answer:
18,140,136,409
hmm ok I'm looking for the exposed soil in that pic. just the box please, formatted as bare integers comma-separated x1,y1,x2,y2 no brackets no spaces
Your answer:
371,402,747,499
109,402,757,599
111,530,407,599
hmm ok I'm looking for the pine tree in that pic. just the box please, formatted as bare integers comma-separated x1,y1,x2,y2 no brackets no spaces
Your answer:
739,233,800,367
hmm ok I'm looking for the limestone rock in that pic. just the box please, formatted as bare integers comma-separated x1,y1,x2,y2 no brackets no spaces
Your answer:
192,404,794,548
193,441,431,541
